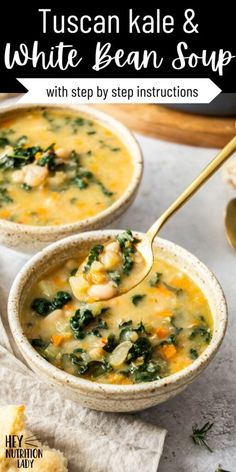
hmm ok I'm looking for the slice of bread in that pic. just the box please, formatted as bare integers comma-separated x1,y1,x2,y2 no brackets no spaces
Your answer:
0,405,68,472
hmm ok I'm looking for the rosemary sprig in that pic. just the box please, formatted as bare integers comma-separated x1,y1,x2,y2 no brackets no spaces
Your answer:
215,466,231,472
191,421,214,452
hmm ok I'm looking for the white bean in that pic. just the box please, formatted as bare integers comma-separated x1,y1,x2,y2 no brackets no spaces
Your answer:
55,148,71,160
105,241,120,253
88,283,118,300
12,169,24,183
23,164,48,187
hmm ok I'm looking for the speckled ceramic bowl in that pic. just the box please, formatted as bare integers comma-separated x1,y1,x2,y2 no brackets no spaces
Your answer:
0,104,143,253
8,230,227,412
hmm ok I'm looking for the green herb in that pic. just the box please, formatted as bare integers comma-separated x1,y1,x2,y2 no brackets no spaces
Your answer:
189,348,199,359
20,182,32,191
163,282,183,296
189,326,212,344
31,338,49,349
73,169,93,189
0,187,13,205
95,179,114,197
87,131,96,135
128,337,152,362
31,298,52,316
83,244,104,273
191,422,214,452
149,272,162,287
111,147,121,152
70,268,78,276
51,291,72,310
131,294,146,306
103,334,118,352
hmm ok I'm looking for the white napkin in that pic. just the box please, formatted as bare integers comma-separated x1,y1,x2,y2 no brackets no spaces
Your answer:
0,249,167,472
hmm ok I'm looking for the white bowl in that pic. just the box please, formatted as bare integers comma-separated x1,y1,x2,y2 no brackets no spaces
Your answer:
8,230,227,412
0,104,143,253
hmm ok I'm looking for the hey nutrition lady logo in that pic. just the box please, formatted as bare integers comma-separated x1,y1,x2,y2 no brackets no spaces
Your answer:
4,433,43,468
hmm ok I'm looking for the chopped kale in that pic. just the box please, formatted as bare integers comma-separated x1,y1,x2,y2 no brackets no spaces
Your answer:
149,272,162,287
96,318,108,330
119,320,133,328
117,230,138,276
31,338,49,349
83,244,104,273
95,179,114,197
31,298,52,316
108,270,121,286
123,360,161,383
189,326,212,344
128,337,152,362
163,282,183,296
86,360,110,378
20,182,32,191
159,333,177,346
190,348,199,359
0,187,13,205
51,291,72,310
103,334,118,352
70,307,94,339
131,294,146,306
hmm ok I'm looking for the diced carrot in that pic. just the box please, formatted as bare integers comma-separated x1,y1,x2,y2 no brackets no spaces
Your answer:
63,303,74,311
0,210,10,218
154,310,172,318
160,344,177,359
155,327,169,339
51,333,72,346
170,276,190,291
51,334,64,347
155,286,174,297
101,337,107,345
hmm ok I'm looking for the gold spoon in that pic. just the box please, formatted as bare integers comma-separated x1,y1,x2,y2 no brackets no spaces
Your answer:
225,198,236,250
71,136,236,301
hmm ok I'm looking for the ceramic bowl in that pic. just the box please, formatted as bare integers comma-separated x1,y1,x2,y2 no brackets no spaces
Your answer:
0,104,143,253
8,230,227,412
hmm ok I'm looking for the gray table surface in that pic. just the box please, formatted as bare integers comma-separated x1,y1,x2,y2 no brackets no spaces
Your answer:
0,134,235,472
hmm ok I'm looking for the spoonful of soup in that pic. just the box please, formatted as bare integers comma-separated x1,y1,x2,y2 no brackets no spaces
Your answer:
70,136,236,301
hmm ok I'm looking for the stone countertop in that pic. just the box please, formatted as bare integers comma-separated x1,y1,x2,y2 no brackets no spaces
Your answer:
0,133,235,472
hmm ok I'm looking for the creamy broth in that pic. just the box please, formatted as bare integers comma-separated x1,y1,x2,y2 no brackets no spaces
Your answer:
0,108,133,225
22,245,213,385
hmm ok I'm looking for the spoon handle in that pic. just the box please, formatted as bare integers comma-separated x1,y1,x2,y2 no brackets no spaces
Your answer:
146,136,236,243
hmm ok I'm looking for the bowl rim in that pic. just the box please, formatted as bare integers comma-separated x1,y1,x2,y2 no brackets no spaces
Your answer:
8,230,228,395
0,103,143,234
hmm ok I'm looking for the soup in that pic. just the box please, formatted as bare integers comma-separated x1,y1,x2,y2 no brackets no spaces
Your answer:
22,240,213,385
0,108,133,225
